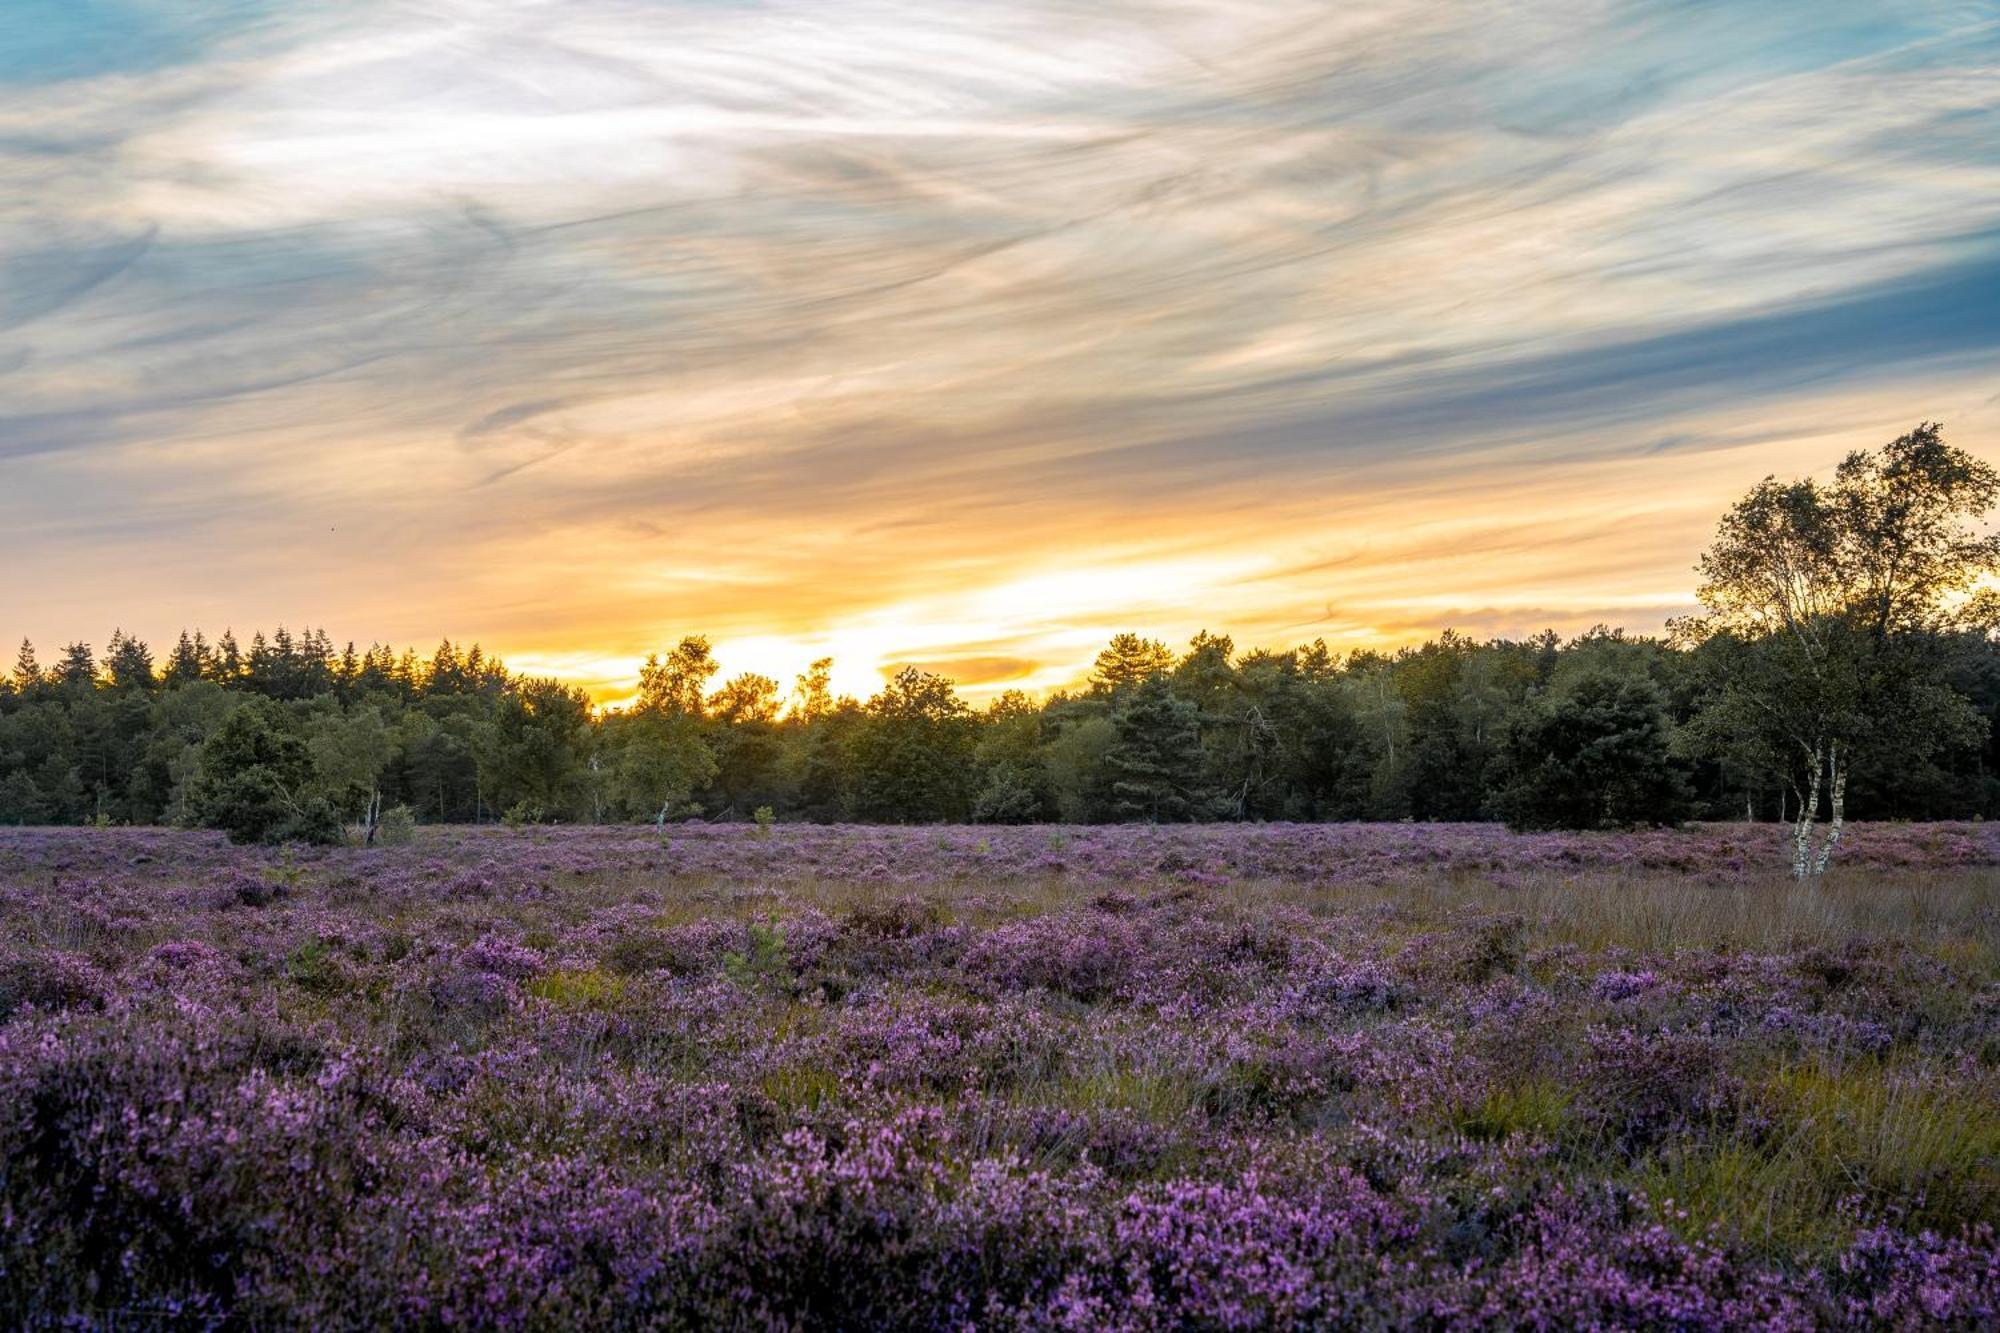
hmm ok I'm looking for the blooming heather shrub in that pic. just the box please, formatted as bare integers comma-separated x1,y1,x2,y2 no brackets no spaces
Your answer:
963,912,1138,1001
1591,968,1661,1002
127,938,241,999
1831,1222,2000,1326
1295,956,1405,1017
1,823,1996,1327
0,949,107,1019
1579,1027,1741,1150
461,933,546,980
999,1101,1183,1178
842,894,943,939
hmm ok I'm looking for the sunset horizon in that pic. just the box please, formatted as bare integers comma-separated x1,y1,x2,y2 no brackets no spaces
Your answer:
8,2,2000,701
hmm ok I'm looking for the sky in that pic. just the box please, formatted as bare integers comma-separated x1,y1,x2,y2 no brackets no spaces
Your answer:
4,0,2000,704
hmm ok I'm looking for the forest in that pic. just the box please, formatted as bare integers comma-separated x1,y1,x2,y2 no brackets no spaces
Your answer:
5,426,1997,841
0,619,1994,838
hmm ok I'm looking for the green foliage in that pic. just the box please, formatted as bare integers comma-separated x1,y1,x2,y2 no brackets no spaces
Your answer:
971,768,1044,823
481,679,595,821
5,503,1998,839
970,692,1050,823
1495,673,1692,830
308,705,394,835
285,935,342,994
1642,1059,2000,1257
761,1062,843,1115
1675,423,1999,872
1042,713,1116,823
188,699,341,845
723,921,792,994
603,708,715,826
265,848,306,894
1106,675,1212,821
375,804,418,846
636,637,718,717
526,967,627,1009
1090,633,1173,695
1459,1078,1573,1142
852,667,975,822
753,804,777,835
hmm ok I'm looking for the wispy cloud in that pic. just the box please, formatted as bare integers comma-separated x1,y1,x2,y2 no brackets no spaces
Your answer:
3,0,1998,696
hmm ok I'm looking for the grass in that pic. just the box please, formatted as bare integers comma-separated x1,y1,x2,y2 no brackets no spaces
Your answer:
761,1063,844,1115
1042,1065,1209,1125
1643,1056,2000,1258
1264,868,2000,968
1458,1077,1574,1143
525,966,628,1009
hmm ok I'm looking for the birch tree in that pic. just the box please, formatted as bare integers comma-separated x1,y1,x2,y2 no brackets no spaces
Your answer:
309,706,396,844
1674,424,1998,876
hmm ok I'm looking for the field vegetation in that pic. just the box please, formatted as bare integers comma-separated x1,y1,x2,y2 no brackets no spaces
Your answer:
1,822,1994,1327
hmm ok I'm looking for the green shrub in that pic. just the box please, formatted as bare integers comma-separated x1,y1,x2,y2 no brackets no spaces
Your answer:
285,936,342,995
1493,673,1692,831
189,700,342,846
724,921,792,994
375,804,418,846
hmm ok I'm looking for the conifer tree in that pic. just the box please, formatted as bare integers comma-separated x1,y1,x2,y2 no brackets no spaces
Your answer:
1105,674,1211,821
13,639,42,696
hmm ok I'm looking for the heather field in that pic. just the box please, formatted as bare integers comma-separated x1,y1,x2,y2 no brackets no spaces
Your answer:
3,824,1998,1329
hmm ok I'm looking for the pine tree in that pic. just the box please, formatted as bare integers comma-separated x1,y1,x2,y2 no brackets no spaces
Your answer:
54,642,97,695
1090,633,1174,695
216,630,244,683
104,630,156,692
13,639,42,697
299,628,335,696
1106,675,1211,821
163,631,205,686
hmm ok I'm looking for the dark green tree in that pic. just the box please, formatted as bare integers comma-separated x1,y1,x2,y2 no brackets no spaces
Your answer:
1106,675,1213,821
705,673,784,818
11,640,41,698
1494,673,1692,830
971,691,1050,823
190,698,340,844
1090,633,1174,696
103,631,156,694
479,678,596,822
853,667,975,822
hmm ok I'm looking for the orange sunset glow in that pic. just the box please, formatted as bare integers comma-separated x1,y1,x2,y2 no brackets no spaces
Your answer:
5,2,2000,699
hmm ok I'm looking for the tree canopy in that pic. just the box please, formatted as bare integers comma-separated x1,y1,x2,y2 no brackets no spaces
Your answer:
3,427,1994,848
1673,423,1999,874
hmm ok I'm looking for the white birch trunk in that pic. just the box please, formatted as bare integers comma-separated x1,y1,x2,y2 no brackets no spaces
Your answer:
1791,742,1822,881
1813,744,1847,875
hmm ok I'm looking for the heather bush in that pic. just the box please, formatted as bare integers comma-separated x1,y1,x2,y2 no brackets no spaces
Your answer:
0,949,107,1020
0,822,1995,1327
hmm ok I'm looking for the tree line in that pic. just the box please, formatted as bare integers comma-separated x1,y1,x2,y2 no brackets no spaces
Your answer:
3,426,1996,865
